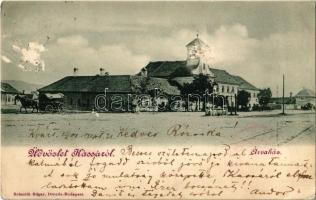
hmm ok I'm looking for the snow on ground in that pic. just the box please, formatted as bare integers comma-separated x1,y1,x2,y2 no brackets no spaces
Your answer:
2,110,315,147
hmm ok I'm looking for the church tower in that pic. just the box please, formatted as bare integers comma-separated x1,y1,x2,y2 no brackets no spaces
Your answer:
186,34,213,76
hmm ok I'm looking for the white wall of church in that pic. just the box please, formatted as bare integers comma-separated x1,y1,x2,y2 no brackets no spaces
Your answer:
246,89,259,108
216,83,239,106
217,83,239,96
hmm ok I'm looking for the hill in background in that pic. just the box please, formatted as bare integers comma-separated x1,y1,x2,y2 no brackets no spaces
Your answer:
2,80,43,94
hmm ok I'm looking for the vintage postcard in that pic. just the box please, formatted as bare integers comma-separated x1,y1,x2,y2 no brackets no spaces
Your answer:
1,1,315,199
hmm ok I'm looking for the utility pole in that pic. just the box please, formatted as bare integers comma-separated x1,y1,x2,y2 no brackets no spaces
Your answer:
230,95,233,115
282,74,285,115
234,94,237,115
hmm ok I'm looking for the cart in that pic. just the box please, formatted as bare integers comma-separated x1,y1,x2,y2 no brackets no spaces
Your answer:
39,93,64,112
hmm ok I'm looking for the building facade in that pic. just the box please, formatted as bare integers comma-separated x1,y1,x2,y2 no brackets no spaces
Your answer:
38,75,181,111
1,82,21,105
140,36,260,109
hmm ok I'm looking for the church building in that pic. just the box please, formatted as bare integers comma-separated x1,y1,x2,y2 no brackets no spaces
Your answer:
139,35,260,109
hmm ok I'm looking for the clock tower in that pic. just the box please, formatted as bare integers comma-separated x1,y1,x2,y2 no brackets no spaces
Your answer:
186,34,213,76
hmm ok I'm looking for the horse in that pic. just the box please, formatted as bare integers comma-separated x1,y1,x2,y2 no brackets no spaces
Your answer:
14,95,39,113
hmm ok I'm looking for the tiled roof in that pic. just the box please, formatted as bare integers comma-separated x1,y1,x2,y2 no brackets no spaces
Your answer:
209,68,240,85
143,61,256,88
295,88,315,97
1,82,21,94
232,75,258,90
38,75,180,96
186,38,208,47
38,75,137,93
144,61,190,77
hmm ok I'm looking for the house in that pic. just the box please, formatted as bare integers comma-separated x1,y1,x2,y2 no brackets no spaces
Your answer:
295,88,315,109
1,82,21,105
232,75,259,107
269,88,316,110
269,97,296,110
38,75,180,111
38,75,141,111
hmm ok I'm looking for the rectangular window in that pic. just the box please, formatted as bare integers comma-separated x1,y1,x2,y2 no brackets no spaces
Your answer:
227,86,229,93
222,86,224,93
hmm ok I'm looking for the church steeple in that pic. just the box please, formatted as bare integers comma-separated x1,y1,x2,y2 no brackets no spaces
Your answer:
186,34,208,60
186,35,212,76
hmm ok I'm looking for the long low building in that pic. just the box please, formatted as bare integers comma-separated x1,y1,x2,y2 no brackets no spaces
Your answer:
140,62,259,108
1,82,21,105
269,88,315,110
38,75,180,111
39,36,260,111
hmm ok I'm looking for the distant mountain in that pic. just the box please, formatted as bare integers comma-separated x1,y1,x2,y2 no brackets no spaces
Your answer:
2,80,44,93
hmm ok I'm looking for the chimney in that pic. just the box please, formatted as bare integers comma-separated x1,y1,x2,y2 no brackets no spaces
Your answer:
100,68,105,75
73,67,78,76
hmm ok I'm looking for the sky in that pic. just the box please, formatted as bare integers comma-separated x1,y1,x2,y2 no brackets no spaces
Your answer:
1,1,315,96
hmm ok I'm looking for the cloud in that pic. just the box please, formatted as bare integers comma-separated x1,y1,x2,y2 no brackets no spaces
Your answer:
42,35,149,77
205,24,259,65
128,29,194,61
98,45,149,74
12,42,46,72
57,35,89,47
251,31,314,95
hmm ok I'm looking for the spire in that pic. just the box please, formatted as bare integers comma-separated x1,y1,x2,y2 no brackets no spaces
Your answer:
185,35,208,47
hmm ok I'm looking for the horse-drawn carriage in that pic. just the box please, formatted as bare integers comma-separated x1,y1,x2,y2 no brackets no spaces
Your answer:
15,92,64,113
39,93,64,112
15,93,39,113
